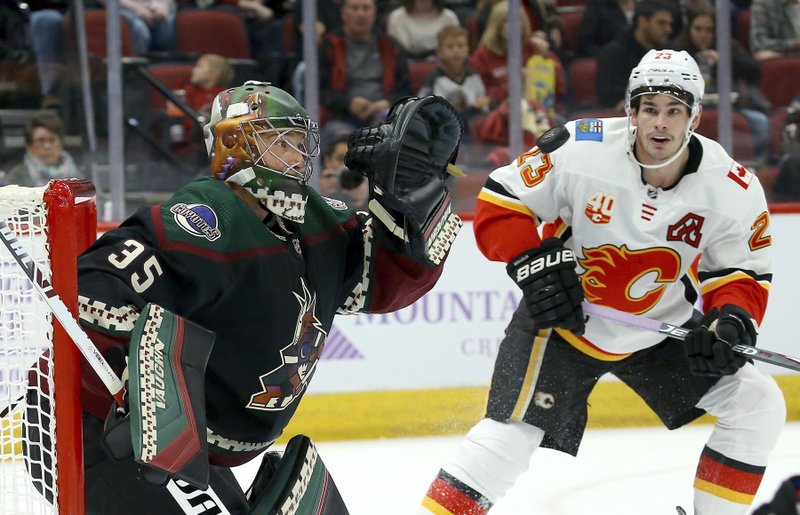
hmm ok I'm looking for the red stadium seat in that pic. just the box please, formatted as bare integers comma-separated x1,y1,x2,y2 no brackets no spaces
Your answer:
409,61,438,95
567,57,597,111
146,62,193,110
175,9,250,59
695,109,756,163
738,10,751,52
559,9,584,55
759,57,800,109
65,10,136,58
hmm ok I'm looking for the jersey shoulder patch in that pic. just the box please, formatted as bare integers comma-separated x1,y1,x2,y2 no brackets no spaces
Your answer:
574,118,604,142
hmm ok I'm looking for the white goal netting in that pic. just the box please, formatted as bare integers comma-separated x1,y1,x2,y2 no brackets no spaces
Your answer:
0,185,59,515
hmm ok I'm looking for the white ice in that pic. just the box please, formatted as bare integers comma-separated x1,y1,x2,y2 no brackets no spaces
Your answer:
234,421,800,515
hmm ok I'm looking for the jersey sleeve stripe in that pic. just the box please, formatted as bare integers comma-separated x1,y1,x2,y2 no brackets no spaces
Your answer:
476,189,536,218
699,272,772,296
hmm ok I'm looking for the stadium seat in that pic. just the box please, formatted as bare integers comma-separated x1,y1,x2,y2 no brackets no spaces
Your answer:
65,10,136,58
759,57,800,109
175,9,250,59
567,57,597,111
408,61,438,95
695,109,756,163
559,9,584,56
738,10,751,52
146,62,193,110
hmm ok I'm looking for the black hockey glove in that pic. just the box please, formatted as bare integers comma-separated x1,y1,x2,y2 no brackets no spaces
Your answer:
344,95,464,266
507,238,585,335
683,304,756,376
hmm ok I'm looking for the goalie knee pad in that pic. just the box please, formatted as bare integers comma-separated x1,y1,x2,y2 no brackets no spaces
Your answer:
247,435,349,515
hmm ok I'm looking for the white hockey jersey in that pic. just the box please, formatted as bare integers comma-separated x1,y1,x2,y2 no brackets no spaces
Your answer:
475,116,772,357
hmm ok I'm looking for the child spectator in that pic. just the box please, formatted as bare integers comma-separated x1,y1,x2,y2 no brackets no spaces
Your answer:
419,26,490,137
167,54,234,143
469,1,565,110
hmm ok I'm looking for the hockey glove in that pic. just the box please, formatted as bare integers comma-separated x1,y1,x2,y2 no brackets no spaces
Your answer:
344,95,464,266
683,304,756,376
507,238,585,335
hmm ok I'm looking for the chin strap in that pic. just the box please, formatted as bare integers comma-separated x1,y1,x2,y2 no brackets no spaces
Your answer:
626,117,695,170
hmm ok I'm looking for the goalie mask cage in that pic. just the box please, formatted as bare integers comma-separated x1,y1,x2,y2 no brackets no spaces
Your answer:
0,179,96,515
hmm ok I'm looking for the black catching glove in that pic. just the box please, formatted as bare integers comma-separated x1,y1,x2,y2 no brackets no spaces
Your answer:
507,238,585,335
683,304,756,376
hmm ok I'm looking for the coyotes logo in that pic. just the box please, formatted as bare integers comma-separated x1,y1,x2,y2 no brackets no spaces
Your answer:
248,279,327,411
580,244,681,314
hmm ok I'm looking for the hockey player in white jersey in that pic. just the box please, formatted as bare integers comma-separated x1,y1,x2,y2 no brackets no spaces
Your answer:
421,49,786,514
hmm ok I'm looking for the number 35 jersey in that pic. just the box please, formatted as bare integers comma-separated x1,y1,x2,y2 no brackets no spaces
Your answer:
475,117,772,358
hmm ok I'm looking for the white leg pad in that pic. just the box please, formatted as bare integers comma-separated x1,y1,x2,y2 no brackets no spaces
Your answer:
441,418,545,503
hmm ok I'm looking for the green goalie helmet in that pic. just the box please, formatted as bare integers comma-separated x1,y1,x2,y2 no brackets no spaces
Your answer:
203,81,321,223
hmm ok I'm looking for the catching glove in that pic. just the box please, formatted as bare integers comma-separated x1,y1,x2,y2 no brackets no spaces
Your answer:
684,304,756,376
344,95,464,266
507,238,585,335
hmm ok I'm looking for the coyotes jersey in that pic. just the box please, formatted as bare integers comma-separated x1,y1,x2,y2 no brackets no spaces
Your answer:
476,117,772,358
77,177,446,466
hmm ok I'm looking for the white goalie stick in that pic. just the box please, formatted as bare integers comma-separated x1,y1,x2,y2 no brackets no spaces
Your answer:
0,218,126,407
582,301,800,372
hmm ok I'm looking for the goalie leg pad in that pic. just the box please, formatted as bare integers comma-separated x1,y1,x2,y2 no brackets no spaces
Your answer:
247,435,350,515
128,303,216,490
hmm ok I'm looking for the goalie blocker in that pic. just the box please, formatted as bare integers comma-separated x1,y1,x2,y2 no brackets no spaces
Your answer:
344,95,465,266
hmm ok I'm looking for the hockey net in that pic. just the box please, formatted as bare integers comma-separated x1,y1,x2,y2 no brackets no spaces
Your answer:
0,179,96,515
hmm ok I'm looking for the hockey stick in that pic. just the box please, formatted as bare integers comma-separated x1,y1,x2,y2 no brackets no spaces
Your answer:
581,301,800,372
0,218,126,406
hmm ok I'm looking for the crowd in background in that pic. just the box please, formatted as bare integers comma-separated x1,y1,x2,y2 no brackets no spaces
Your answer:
0,0,799,208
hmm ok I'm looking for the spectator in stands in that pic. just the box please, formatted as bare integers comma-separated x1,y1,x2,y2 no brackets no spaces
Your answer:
475,0,562,54
673,7,771,163
419,26,490,115
97,0,177,56
386,0,460,61
596,0,674,110
166,53,234,144
469,0,566,110
191,0,290,83
293,0,344,43
772,104,800,200
6,112,80,187
577,0,635,57
318,0,411,137
318,133,350,198
27,1,73,109
750,0,800,60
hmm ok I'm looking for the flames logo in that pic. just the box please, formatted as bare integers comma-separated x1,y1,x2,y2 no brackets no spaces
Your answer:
579,244,681,314
247,279,327,411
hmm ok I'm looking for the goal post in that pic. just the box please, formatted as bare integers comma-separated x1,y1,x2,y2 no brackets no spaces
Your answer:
0,179,97,514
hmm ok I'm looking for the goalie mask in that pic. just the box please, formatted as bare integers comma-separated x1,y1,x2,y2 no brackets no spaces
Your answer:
204,81,320,223
625,49,705,169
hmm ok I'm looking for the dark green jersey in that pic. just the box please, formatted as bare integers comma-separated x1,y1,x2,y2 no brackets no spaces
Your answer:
78,178,445,466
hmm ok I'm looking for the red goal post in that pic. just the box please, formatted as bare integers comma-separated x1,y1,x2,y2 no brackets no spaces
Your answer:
0,179,96,514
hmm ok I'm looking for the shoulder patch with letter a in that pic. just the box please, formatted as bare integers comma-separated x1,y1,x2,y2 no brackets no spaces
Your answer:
575,118,603,141
727,163,753,190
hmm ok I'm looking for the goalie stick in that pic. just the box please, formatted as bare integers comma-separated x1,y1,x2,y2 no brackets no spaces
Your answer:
0,218,126,406
582,301,800,372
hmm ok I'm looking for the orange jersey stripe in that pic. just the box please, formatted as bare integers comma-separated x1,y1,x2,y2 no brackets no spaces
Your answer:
474,194,539,263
